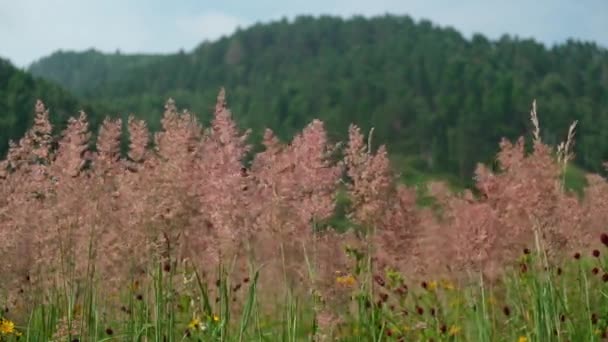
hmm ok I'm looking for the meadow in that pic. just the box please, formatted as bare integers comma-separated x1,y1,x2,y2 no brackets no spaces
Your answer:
1,91,608,341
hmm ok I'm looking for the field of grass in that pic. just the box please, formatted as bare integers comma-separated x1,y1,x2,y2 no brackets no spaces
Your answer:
1,96,608,341
3,240,608,341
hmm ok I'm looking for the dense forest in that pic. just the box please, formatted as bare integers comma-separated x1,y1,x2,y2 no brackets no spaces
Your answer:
0,57,104,156
20,14,608,184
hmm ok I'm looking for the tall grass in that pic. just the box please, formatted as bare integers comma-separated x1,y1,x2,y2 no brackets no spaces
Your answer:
2,96,608,341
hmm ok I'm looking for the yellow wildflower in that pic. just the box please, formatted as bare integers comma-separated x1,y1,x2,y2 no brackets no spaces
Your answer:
518,336,528,342
440,279,455,290
428,280,438,291
336,274,356,287
188,317,201,330
448,325,461,336
0,318,15,334
213,314,220,322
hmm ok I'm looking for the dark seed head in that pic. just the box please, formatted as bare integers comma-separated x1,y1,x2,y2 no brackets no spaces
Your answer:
574,252,581,260
503,306,511,316
430,307,436,316
601,233,608,247
523,248,531,255
163,262,171,272
106,328,114,335
421,281,428,289
520,263,528,273
560,314,566,322
592,267,600,275
136,294,143,301
592,313,598,324
374,275,386,287
557,267,563,276
593,249,600,258
602,273,608,282
416,306,424,315
243,277,250,283
379,292,389,302
440,324,447,333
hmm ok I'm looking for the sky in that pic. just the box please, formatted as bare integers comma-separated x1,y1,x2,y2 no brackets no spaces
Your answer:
1,0,607,68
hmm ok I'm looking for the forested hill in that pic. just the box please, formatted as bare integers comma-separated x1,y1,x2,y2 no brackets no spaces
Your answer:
29,49,166,98
28,15,608,183
0,57,100,157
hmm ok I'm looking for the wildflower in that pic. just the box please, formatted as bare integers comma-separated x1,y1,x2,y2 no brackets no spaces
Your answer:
518,336,528,342
427,280,438,291
448,325,461,336
440,279,455,290
213,314,220,323
336,274,356,287
188,317,201,330
0,318,15,334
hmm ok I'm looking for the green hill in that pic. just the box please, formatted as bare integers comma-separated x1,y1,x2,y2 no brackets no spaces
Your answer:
27,14,608,183
0,57,104,157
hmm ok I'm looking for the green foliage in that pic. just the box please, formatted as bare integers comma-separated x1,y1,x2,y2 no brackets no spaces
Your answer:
0,57,109,158
27,15,608,185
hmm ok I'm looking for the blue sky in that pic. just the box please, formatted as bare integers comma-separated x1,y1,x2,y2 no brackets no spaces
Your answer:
1,0,606,68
